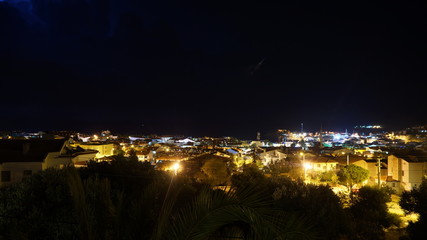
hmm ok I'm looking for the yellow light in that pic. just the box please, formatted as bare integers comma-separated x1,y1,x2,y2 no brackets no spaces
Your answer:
172,162,180,175
300,152,304,156
172,162,180,171
304,163,312,170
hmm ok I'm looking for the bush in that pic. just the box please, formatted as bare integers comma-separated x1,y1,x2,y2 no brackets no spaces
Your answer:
399,178,427,239
349,186,398,240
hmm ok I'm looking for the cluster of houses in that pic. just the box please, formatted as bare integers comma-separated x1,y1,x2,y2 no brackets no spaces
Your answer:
0,138,98,187
1,128,427,194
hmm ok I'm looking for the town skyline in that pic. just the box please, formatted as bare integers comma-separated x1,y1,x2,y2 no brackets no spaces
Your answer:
2,122,426,140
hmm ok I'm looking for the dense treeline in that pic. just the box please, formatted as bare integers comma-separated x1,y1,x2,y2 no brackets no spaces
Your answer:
400,178,427,239
0,156,409,239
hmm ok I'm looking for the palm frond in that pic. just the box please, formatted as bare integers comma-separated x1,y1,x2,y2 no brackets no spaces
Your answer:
151,176,182,240
66,167,95,240
162,186,318,240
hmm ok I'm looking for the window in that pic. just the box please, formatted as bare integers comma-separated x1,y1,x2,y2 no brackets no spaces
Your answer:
392,183,396,187
402,170,404,176
23,170,32,178
1,171,11,182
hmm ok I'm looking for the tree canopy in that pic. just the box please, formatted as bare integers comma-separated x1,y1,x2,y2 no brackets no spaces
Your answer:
0,154,404,240
183,154,233,186
349,186,400,240
338,164,369,189
400,177,427,239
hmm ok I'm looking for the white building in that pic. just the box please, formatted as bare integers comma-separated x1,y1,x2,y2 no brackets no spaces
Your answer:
0,139,96,187
387,153,427,193
259,150,286,165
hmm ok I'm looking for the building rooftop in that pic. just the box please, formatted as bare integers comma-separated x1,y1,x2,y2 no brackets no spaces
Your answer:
0,139,66,163
392,150,427,162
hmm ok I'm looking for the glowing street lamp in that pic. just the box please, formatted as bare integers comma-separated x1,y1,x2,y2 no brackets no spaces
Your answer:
304,163,312,170
172,162,180,175
303,162,312,182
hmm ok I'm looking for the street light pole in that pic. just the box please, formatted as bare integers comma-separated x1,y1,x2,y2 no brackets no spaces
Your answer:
304,163,307,181
300,152,306,181
342,152,349,165
377,158,381,187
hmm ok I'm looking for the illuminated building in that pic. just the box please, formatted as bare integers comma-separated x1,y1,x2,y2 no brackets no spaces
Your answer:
0,139,97,187
259,150,286,165
73,142,115,158
354,125,384,136
387,152,427,193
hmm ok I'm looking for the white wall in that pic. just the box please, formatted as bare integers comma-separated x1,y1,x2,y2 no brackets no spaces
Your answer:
0,162,43,187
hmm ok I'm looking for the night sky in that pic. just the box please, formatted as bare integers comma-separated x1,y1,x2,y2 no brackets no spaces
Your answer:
1,0,427,138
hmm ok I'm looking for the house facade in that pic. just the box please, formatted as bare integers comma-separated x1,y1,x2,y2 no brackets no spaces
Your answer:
0,139,96,187
73,143,114,158
387,154,427,193
259,150,286,165
309,156,338,172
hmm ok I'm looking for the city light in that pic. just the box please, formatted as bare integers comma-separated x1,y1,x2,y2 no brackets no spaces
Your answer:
304,163,312,170
172,162,180,175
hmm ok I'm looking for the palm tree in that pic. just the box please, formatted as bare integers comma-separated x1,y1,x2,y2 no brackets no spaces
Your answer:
155,186,317,240
67,167,318,240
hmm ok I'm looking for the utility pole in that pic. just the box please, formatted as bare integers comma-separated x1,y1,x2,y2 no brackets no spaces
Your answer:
377,158,381,187
319,124,324,149
300,152,306,181
342,151,349,165
252,146,257,164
